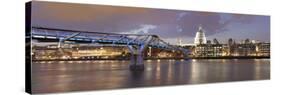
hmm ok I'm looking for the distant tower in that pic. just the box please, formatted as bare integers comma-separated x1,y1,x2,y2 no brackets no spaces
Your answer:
228,38,233,46
213,38,220,45
194,25,207,45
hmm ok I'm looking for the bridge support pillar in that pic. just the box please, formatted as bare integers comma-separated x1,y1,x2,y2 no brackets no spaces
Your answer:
128,45,145,71
129,54,145,71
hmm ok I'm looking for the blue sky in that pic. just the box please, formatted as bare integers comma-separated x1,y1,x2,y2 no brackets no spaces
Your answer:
32,1,270,44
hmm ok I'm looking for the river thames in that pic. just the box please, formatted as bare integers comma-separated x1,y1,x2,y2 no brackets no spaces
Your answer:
31,59,270,93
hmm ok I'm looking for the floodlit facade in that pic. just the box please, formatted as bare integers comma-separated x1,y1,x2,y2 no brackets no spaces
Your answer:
194,25,207,45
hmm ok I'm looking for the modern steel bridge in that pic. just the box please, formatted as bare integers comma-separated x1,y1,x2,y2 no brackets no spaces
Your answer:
30,27,189,70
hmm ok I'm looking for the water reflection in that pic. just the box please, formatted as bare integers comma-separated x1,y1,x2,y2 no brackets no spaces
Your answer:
32,59,270,93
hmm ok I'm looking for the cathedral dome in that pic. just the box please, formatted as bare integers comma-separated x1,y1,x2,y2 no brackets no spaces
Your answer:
194,25,207,45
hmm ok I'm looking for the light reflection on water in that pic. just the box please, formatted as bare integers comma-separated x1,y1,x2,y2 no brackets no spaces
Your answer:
31,59,270,93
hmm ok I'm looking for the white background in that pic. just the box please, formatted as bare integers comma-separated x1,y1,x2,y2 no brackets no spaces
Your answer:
0,0,280,95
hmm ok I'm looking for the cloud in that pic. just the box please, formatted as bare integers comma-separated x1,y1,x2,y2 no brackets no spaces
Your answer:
120,24,157,34
177,12,189,21
176,25,183,32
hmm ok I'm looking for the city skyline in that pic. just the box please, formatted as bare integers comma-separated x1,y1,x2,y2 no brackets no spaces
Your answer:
32,1,270,44
27,1,270,94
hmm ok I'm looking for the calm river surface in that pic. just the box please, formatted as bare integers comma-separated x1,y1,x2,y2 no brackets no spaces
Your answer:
31,59,270,93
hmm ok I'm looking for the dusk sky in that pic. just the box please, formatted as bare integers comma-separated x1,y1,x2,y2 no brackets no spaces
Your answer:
31,1,270,44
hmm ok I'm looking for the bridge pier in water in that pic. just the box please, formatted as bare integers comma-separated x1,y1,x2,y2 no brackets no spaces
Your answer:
128,45,145,71
127,36,153,71
129,54,145,71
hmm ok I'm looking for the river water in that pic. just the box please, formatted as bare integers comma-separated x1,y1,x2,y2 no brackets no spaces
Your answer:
31,59,270,93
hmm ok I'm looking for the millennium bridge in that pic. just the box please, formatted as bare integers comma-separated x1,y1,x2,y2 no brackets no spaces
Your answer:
30,27,189,71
